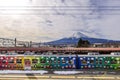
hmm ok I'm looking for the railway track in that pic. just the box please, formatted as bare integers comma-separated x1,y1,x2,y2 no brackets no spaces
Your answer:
0,74,120,80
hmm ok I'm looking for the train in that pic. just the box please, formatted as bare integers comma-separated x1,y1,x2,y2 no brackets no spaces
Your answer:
0,53,120,70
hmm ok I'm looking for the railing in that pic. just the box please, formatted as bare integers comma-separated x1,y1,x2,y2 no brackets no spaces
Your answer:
0,47,120,51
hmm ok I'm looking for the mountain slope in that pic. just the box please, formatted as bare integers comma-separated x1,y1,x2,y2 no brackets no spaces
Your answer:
46,32,120,45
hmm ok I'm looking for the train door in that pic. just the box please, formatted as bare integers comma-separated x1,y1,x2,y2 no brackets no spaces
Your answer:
24,59,31,70
24,56,32,70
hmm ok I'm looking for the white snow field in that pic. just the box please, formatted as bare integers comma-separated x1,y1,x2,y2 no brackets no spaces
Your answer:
0,70,48,75
54,71,83,75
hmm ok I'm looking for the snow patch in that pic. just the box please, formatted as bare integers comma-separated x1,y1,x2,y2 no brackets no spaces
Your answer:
54,71,81,75
72,32,88,38
0,70,48,75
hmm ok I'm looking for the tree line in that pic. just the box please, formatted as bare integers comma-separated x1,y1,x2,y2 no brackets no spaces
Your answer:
77,38,90,47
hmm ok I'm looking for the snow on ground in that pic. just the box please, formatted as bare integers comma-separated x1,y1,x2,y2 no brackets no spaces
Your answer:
0,70,83,75
54,71,83,75
0,70,48,75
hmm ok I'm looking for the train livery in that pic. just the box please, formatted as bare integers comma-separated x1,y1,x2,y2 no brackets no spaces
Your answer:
0,54,120,70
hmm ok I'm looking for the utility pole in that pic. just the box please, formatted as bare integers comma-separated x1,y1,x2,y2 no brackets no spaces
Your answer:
30,41,32,47
39,41,41,47
15,38,17,47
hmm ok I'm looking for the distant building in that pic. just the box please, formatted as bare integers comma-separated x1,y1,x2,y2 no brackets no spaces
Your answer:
91,42,120,48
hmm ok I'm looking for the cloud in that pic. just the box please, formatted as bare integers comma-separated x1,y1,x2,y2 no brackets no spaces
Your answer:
0,0,120,42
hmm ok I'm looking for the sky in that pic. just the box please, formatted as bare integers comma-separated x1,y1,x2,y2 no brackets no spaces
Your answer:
0,0,120,42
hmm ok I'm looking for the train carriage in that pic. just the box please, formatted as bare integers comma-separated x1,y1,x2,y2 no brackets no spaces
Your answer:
0,53,119,70
78,55,120,70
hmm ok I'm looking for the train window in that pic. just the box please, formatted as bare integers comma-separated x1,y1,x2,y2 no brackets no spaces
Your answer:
99,60,102,64
2,60,6,63
81,60,87,65
54,60,56,63
24,59,31,66
118,66,120,69
69,60,73,64
104,60,108,64
32,59,38,64
111,59,117,64
51,58,55,61
0,57,3,60
40,59,46,63
96,59,99,64
50,58,55,63
107,57,111,60
99,58,103,64
24,59,30,62
90,60,94,64
49,60,52,63
53,59,57,63
16,59,22,63
62,60,65,63
8,59,14,63
58,60,60,63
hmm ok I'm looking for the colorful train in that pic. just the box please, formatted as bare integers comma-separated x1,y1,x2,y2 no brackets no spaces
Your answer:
0,54,120,70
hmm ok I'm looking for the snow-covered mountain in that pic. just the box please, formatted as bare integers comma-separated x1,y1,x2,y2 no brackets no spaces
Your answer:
46,32,120,45
72,32,89,38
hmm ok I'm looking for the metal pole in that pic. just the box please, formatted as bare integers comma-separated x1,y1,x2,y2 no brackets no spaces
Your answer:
15,38,17,47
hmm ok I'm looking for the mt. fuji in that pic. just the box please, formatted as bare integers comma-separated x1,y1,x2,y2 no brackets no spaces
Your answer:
46,32,120,45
